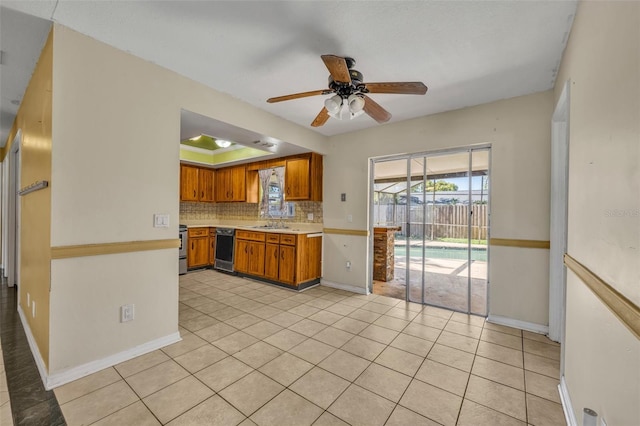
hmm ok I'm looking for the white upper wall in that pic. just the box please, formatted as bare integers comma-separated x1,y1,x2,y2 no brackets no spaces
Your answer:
553,2,640,425
323,91,553,325
50,24,327,247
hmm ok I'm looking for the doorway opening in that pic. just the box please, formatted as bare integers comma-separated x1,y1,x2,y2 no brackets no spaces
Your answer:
370,146,490,315
4,131,22,289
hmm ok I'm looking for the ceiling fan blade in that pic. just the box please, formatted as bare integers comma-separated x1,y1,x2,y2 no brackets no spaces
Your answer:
267,89,329,103
364,82,428,95
311,107,330,127
363,95,392,124
321,55,352,84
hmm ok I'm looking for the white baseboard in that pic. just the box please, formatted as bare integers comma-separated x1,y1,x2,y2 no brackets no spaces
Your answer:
17,306,50,388
320,279,367,295
487,314,549,335
45,332,182,390
16,306,182,391
559,376,577,426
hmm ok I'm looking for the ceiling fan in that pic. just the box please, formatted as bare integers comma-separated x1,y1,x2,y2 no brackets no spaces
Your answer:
267,55,428,127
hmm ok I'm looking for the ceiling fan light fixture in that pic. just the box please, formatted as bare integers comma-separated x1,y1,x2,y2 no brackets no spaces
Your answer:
324,94,343,114
347,94,365,113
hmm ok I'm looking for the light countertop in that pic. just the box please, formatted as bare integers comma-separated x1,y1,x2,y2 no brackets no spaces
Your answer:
180,219,323,235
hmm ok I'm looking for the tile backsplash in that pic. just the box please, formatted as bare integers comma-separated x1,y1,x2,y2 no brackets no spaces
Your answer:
180,201,323,223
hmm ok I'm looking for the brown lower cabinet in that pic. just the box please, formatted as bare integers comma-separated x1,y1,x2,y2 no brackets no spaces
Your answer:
188,227,216,269
237,231,322,289
188,227,322,288
235,240,266,276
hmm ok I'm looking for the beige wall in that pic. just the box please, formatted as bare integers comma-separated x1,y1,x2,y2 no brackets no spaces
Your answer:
3,30,53,367
48,25,326,375
323,91,554,326
554,1,640,424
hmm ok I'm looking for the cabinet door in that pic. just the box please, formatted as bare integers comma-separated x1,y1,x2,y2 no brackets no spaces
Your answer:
247,242,265,276
230,166,246,201
198,168,215,202
234,239,250,273
264,244,279,280
180,165,199,201
188,236,209,268
285,158,310,200
208,235,216,265
214,169,229,202
279,244,296,285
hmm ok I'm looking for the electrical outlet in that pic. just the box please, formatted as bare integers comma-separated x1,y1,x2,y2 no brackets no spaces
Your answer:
121,304,135,322
346,260,351,270
347,214,353,223
32,300,36,318
27,292,30,307
307,213,314,221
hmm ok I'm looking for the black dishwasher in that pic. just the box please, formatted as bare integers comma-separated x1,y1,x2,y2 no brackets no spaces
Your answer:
214,228,235,273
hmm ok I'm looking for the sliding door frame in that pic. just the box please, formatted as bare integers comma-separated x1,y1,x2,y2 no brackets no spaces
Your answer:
369,143,491,315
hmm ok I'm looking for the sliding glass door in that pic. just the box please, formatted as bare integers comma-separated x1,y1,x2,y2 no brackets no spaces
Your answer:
371,146,489,315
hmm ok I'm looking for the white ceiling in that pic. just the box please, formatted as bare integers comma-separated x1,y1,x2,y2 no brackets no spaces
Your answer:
1,0,577,148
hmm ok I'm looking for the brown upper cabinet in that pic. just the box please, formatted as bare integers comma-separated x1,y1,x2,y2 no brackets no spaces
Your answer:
215,165,246,202
198,168,215,202
182,152,322,204
180,164,215,202
285,153,323,202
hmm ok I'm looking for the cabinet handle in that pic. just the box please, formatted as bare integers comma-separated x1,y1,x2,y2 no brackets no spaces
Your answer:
281,251,284,260
193,190,196,197
245,245,248,253
250,247,253,255
191,242,194,250
274,249,278,259
201,191,204,198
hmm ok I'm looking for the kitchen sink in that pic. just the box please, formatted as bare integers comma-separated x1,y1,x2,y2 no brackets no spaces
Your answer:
252,224,289,229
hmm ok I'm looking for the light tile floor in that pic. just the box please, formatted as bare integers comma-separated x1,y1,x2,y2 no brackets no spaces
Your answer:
54,270,565,425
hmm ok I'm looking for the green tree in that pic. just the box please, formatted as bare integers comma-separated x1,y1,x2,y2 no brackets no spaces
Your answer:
425,180,458,192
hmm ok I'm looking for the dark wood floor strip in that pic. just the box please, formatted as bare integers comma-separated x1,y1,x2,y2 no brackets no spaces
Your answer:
0,275,66,425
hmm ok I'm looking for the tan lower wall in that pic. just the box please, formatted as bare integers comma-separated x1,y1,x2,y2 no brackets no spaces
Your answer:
49,249,178,373
564,273,640,425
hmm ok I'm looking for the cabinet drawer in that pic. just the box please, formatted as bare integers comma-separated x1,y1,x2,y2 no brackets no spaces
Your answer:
280,234,296,246
266,233,280,244
188,228,209,237
209,227,216,236
236,230,266,242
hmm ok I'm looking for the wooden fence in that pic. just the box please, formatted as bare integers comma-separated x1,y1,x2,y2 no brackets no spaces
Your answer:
373,204,488,240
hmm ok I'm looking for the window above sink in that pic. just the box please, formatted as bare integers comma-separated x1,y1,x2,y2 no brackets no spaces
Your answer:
259,167,295,218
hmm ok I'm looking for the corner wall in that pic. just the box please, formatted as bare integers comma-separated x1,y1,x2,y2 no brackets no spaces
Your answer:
3,29,53,368
554,1,640,424
324,91,553,326
47,24,326,378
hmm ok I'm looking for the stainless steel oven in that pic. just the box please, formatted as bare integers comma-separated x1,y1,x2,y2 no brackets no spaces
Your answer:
214,228,235,273
179,225,187,275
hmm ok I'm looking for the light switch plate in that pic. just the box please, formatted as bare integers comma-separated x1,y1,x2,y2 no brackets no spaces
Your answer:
154,214,170,228
121,304,135,322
